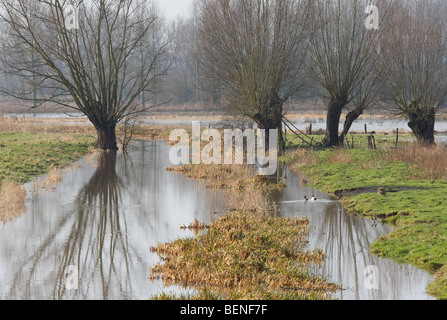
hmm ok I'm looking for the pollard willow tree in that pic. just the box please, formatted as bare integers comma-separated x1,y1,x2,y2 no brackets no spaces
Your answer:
0,0,169,150
377,0,447,145
197,0,313,147
308,0,393,147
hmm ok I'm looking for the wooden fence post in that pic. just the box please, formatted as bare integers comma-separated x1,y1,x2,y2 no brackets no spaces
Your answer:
368,135,377,150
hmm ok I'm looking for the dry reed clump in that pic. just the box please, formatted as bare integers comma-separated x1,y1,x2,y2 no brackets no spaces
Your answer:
0,116,95,135
84,148,103,167
224,175,283,214
167,164,285,213
180,219,210,236
32,165,63,193
168,163,283,191
151,211,340,300
326,149,353,164
289,149,320,171
391,143,447,180
0,180,27,223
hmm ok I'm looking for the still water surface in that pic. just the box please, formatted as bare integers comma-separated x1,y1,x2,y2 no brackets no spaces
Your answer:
0,140,434,300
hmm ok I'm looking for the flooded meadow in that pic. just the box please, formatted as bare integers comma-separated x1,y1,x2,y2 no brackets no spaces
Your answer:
0,137,435,300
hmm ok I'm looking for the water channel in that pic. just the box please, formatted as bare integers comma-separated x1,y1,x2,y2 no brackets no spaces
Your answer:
0,139,435,300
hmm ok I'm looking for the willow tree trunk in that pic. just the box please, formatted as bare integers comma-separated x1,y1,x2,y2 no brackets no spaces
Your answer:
408,108,436,146
338,107,364,146
95,123,119,150
260,116,283,153
255,117,283,152
324,97,347,147
253,93,284,151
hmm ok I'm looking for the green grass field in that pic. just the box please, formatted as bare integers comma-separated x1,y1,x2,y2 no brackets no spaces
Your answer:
0,132,95,184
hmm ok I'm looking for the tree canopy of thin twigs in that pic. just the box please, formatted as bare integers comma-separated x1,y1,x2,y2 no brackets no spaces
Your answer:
0,0,170,150
308,0,393,147
197,0,312,146
377,0,447,145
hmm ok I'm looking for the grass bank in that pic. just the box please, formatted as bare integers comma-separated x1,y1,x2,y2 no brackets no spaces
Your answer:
0,132,95,184
151,163,339,300
0,132,95,222
283,138,447,299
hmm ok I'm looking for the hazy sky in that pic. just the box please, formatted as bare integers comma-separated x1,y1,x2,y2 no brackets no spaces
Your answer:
158,0,194,20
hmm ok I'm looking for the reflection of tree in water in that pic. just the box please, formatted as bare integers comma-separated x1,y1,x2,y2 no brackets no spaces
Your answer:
309,203,430,300
274,168,433,300
55,150,137,299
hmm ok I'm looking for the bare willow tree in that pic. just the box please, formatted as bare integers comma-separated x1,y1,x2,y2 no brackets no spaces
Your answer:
0,0,170,150
308,0,393,147
197,0,312,146
377,0,447,145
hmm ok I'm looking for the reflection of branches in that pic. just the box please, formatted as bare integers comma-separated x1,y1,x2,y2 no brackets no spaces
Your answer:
314,204,368,300
54,150,137,299
1,140,225,299
77,151,124,206
1,142,141,300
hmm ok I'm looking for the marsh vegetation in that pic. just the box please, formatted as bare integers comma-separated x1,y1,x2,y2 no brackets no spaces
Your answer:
0,115,442,300
151,211,340,300
0,0,446,302
283,138,447,299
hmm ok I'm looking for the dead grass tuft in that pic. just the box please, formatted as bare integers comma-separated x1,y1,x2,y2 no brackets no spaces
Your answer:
289,149,320,172
32,165,63,193
167,163,285,214
0,116,95,135
391,143,447,180
181,219,210,235
84,149,103,167
151,211,340,300
43,166,63,191
0,180,27,223
326,149,353,164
